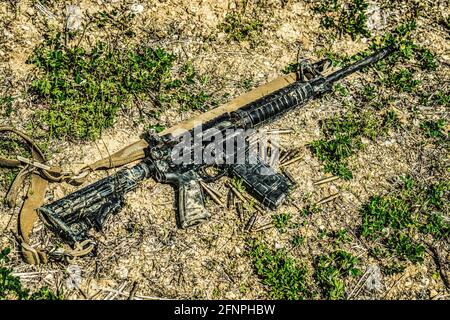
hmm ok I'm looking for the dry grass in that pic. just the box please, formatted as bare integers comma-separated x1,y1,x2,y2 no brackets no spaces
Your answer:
0,0,448,300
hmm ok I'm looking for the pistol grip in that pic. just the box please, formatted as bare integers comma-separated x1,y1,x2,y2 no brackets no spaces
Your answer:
168,170,211,229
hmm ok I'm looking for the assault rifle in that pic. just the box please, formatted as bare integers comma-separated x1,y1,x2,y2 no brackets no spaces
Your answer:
38,45,397,245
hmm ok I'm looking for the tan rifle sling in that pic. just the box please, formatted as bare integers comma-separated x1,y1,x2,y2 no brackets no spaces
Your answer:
0,73,297,264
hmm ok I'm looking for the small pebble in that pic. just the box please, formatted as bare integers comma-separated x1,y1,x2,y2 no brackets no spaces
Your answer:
66,5,82,31
131,3,144,14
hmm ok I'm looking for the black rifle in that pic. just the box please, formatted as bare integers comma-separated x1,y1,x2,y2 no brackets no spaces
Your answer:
38,45,398,245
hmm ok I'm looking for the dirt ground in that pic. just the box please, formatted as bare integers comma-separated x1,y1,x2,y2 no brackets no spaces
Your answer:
0,0,449,300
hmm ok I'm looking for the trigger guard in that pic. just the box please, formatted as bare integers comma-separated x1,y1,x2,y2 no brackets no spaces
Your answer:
197,165,227,182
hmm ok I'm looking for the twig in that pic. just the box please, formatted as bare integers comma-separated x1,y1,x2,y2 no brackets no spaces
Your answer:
347,267,371,300
127,282,139,300
383,272,407,299
426,243,450,289
95,286,172,300
104,282,127,300
35,1,57,20
78,288,89,300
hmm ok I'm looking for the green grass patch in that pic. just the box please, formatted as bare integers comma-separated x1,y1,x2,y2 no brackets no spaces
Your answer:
301,204,321,217
0,95,14,117
0,137,31,159
420,119,446,140
310,110,400,180
147,123,166,133
248,240,311,300
382,68,420,93
291,235,305,247
420,90,450,108
321,21,431,81
416,48,438,71
272,212,292,232
314,249,361,299
281,62,303,75
333,83,349,97
28,30,214,140
220,12,263,44
329,229,353,245
360,177,449,264
159,61,214,112
29,33,175,139
320,21,418,68
313,0,371,40
0,248,63,300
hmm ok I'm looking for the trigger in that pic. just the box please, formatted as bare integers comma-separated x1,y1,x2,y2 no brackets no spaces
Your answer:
198,165,227,182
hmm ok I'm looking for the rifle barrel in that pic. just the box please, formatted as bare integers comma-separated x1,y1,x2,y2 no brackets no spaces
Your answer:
325,44,398,84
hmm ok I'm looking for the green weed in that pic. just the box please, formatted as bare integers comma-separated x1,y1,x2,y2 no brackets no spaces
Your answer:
360,178,449,264
248,240,311,299
383,262,406,275
420,91,450,108
281,62,303,75
323,21,417,70
421,119,446,140
383,68,420,93
272,212,292,232
314,249,361,299
232,177,246,193
422,213,450,240
29,30,214,140
313,0,371,40
330,229,352,245
29,33,175,139
333,83,349,97
387,233,425,263
0,248,62,300
291,235,305,247
0,138,31,159
417,48,438,71
160,62,214,112
310,110,399,180
301,204,321,217
220,12,263,44
147,123,166,133
0,95,14,116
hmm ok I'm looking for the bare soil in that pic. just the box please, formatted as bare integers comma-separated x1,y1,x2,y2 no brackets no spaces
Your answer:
0,0,449,300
